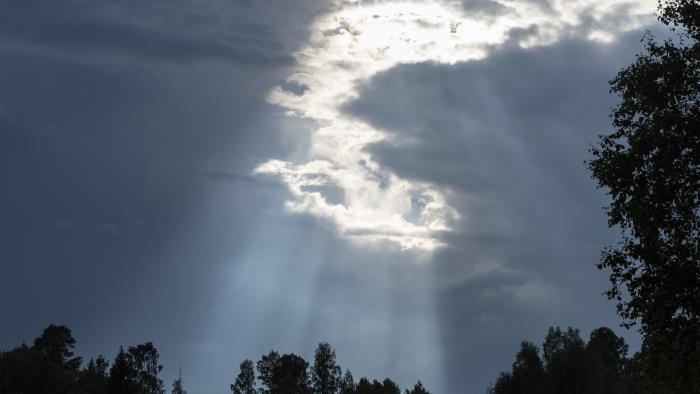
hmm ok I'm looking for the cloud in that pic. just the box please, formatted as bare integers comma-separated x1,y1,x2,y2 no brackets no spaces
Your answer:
255,159,457,250
0,0,319,67
255,0,656,250
95,223,119,236
346,31,646,235
122,208,145,229
343,25,657,392
53,219,73,229
460,0,512,17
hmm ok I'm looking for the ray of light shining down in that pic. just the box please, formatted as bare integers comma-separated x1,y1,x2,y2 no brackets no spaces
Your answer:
254,0,656,251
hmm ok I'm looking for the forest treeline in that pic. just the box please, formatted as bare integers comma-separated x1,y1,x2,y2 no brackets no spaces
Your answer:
0,324,429,394
487,326,655,394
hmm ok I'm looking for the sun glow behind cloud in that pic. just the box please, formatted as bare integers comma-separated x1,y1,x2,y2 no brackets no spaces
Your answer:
255,0,655,251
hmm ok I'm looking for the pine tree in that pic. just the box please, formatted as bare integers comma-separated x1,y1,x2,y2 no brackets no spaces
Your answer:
257,350,280,394
311,342,342,394
231,359,256,394
340,370,356,394
32,324,82,370
172,366,187,394
404,381,430,394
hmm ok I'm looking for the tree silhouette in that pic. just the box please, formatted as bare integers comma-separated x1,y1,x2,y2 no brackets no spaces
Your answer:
257,350,281,394
232,359,256,394
381,378,400,394
171,378,187,394
510,341,549,394
658,0,700,37
405,381,430,394
32,324,82,371
129,342,165,394
587,0,700,391
271,353,312,394
489,326,638,394
352,377,403,394
489,342,550,394
2,325,432,394
171,379,186,394
339,369,356,394
542,327,584,367
543,327,595,394
108,347,140,394
79,356,109,393
171,367,187,394
355,377,374,394
0,343,75,393
312,342,342,394
586,327,629,394
107,343,164,394
488,372,514,394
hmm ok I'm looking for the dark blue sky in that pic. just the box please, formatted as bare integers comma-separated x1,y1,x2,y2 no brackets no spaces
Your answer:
1,1,661,393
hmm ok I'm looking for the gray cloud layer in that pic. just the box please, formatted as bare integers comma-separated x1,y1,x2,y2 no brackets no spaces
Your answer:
1,1,660,393
0,1,325,392
0,0,330,67
344,29,654,392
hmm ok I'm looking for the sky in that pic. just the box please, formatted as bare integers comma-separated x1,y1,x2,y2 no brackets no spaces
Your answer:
0,0,663,393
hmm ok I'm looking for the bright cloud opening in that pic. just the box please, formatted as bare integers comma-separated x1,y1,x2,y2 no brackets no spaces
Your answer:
255,0,655,251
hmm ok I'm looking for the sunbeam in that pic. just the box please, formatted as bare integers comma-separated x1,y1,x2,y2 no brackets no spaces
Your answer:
255,0,655,251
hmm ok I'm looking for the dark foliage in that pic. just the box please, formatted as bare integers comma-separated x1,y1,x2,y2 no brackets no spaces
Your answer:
271,353,312,394
488,326,632,394
586,327,629,394
128,342,165,394
404,381,430,394
658,0,700,37
234,343,427,394
231,359,256,394
312,342,342,394
78,356,110,393
0,344,76,393
171,375,187,394
107,347,141,394
32,324,82,371
587,0,700,391
106,343,165,394
7,333,419,394
340,370,356,394
510,341,549,394
0,325,168,394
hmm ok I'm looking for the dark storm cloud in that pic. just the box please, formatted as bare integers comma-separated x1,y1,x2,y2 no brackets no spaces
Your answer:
345,30,650,229
343,28,657,392
0,0,328,67
0,0,326,392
